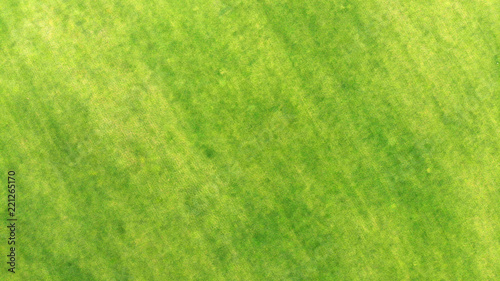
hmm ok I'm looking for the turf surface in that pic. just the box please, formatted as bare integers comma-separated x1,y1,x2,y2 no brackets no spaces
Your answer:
0,0,499,280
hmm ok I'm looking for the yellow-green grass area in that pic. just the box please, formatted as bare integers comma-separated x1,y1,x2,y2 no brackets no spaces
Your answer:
0,0,499,280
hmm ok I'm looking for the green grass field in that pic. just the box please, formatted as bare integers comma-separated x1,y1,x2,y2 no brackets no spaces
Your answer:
1,0,499,280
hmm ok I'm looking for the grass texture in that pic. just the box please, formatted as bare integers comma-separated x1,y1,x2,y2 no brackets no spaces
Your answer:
0,0,499,280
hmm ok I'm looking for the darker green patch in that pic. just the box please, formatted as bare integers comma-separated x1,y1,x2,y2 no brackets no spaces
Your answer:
340,77,358,92
0,16,7,35
60,261,95,280
219,4,233,16
202,145,216,158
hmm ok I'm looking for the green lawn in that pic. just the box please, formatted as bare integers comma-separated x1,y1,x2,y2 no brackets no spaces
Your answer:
1,0,499,280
